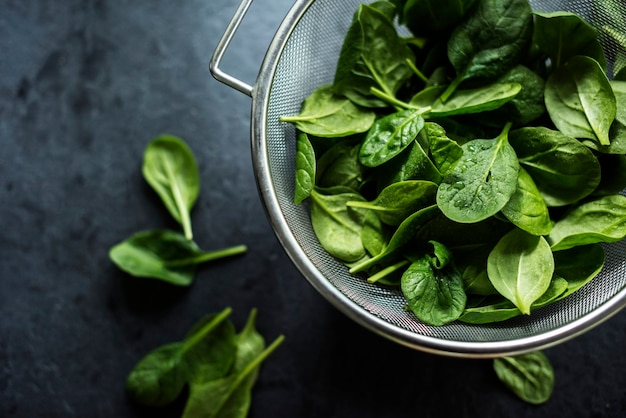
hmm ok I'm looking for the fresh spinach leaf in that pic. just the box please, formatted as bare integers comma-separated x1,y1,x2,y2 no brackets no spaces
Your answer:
347,180,437,225
280,85,376,137
293,131,316,204
350,204,440,275
359,109,425,167
310,187,369,262
430,82,522,117
509,127,601,206
316,142,367,190
547,194,626,251
437,122,519,223
333,3,414,107
533,11,606,70
424,122,463,176
553,244,605,300
442,0,533,101
487,228,554,314
109,229,247,286
143,135,200,240
544,55,616,146
400,0,478,36
493,352,554,405
361,210,390,257
401,241,466,326
126,308,234,406
501,167,553,236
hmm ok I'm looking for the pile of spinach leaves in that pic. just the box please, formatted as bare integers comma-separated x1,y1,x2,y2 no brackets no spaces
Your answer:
109,135,247,286
281,0,626,327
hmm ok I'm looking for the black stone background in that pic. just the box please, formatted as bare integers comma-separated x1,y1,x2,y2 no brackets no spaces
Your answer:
1,1,625,417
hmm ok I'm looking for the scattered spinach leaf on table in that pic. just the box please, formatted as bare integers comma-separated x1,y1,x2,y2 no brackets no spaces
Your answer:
493,351,555,405
143,135,200,241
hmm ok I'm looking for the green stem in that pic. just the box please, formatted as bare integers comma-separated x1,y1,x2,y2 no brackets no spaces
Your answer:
211,335,286,416
367,259,411,284
370,87,412,110
165,245,247,267
406,58,428,83
161,154,193,241
439,74,465,103
345,201,388,212
182,307,232,352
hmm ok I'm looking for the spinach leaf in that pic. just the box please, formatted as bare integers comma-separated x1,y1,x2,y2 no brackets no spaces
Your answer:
350,204,440,275
181,310,284,418
126,308,234,406
333,3,414,107
401,241,466,326
533,11,606,70
429,82,522,117
441,0,533,101
509,127,601,206
437,122,519,223
143,135,200,240
359,109,425,167
501,167,553,236
425,122,463,176
347,180,437,225
310,187,369,262
280,85,376,137
547,194,626,251
487,228,554,314
316,142,366,190
109,229,247,286
544,55,616,146
293,132,316,204
459,276,567,324
553,244,605,300
361,210,390,257
400,0,478,36
493,352,554,405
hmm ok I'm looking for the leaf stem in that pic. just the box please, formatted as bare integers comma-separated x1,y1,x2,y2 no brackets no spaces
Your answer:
182,307,232,352
367,259,411,283
165,245,248,267
439,74,464,103
405,58,428,83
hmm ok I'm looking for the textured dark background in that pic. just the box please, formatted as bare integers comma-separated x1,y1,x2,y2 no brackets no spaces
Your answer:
1,1,625,417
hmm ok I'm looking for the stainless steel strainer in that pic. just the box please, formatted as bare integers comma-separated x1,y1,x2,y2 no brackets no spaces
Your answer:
211,0,626,358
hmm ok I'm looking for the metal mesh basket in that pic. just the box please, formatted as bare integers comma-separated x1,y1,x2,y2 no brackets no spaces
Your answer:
211,0,626,357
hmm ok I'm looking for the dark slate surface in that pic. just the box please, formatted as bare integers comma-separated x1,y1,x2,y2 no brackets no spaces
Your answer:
1,1,625,417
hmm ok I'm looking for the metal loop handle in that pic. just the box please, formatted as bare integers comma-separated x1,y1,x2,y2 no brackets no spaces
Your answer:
210,0,255,96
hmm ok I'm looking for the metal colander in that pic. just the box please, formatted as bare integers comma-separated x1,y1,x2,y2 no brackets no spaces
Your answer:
211,0,626,357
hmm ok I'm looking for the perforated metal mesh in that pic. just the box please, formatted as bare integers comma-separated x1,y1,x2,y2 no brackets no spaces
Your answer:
254,0,626,356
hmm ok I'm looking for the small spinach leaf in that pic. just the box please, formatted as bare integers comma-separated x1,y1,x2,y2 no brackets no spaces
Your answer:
310,187,369,262
109,229,247,286
493,352,554,405
429,83,522,117
437,123,519,223
401,241,466,326
293,131,316,204
143,135,200,240
487,228,554,314
347,180,437,225
280,85,376,137
501,167,553,236
553,244,605,300
316,142,366,190
544,55,616,146
547,194,626,251
359,109,425,167
333,3,414,107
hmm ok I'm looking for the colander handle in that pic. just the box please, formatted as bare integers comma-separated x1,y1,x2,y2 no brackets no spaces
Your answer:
209,0,255,96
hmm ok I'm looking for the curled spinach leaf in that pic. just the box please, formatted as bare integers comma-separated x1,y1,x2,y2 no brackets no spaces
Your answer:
143,135,199,240
293,132,316,204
